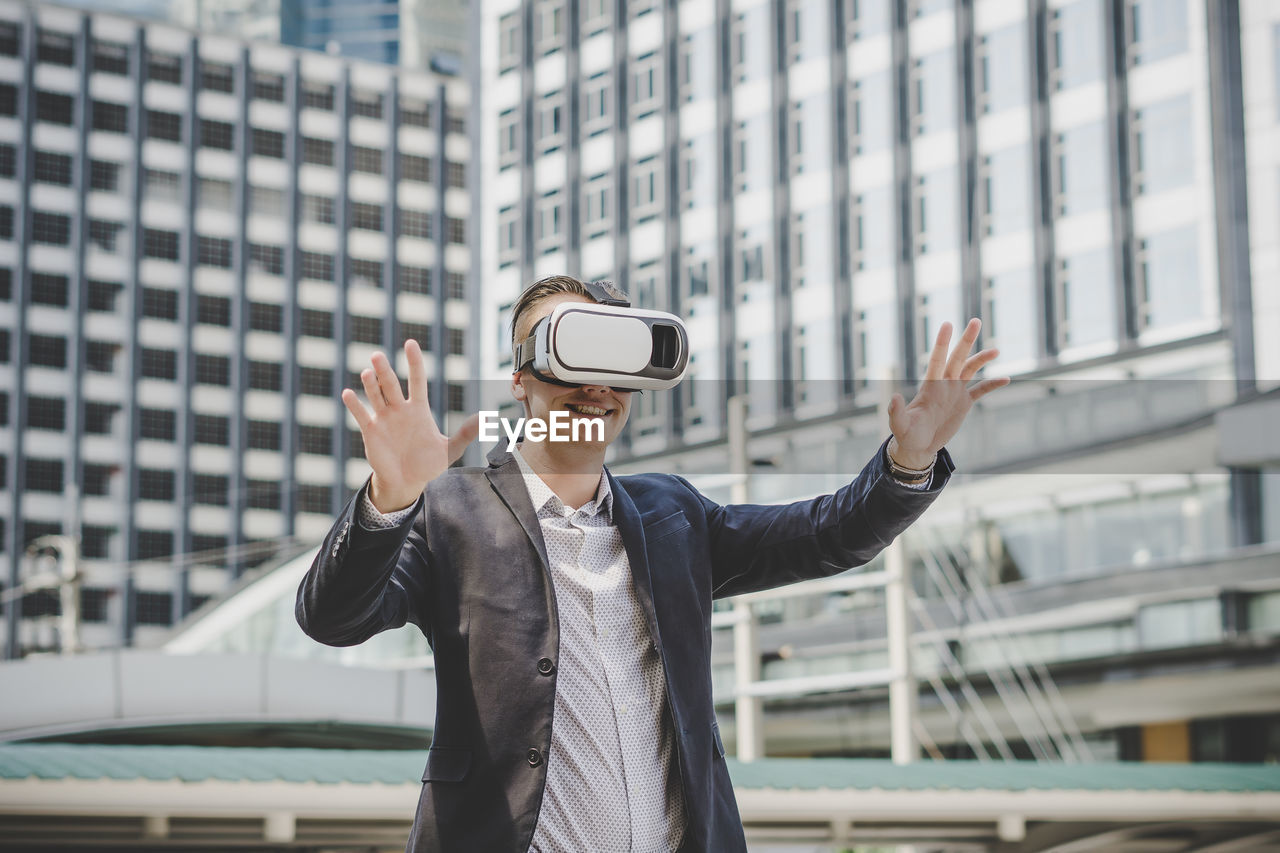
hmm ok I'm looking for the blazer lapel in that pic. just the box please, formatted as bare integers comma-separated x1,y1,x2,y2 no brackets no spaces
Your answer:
606,470,663,648
484,444,550,571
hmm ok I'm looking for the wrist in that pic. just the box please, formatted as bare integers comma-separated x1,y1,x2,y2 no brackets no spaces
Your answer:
887,436,936,472
368,474,421,514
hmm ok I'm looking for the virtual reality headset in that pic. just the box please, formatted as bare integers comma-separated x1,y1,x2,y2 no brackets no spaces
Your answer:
512,283,689,392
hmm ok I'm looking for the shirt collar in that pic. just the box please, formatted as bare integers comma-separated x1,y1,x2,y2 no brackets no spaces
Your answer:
510,445,613,518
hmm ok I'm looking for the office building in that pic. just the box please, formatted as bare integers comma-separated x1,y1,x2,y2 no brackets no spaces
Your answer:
475,0,1280,761
0,0,475,656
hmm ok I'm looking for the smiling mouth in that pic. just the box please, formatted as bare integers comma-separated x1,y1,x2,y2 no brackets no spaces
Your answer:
564,403,613,416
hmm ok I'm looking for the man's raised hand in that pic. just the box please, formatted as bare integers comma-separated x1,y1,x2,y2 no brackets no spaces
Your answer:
342,339,480,513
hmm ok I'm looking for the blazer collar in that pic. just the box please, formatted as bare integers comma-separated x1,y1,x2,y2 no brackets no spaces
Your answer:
483,445,550,572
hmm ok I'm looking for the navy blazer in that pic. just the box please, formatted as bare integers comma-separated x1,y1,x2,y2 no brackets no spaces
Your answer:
296,437,954,852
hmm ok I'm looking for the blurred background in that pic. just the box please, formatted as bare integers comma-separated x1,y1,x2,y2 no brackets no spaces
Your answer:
1,0,1279,850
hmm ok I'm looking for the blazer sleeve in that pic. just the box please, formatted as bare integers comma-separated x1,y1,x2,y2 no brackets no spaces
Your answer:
294,477,433,648
689,436,956,599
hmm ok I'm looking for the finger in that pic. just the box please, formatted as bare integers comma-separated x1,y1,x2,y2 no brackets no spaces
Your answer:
447,412,482,465
371,351,405,406
360,367,386,410
923,322,953,381
968,376,1011,402
959,347,1000,382
944,318,981,378
887,392,907,432
342,388,374,430
406,338,429,402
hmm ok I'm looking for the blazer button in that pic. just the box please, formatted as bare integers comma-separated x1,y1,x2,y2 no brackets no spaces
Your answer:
537,658,555,676
527,748,543,767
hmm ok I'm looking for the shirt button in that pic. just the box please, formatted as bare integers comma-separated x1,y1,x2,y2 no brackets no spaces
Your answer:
526,748,543,767
537,657,555,676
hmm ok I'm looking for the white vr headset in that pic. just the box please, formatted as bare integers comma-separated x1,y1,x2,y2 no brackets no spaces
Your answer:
512,282,689,392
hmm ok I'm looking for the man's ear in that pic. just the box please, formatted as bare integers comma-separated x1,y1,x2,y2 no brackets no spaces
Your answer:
511,370,526,401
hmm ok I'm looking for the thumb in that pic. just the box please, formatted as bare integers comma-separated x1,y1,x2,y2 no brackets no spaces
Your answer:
887,393,906,430
447,412,482,464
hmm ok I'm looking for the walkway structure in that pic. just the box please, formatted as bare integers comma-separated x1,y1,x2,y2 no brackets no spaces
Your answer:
1,743,1278,851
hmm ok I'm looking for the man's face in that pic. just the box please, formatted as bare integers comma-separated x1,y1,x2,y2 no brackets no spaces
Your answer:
511,293,634,448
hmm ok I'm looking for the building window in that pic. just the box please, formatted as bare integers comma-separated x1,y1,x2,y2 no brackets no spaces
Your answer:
583,174,611,236
193,414,230,445
446,328,465,356
84,402,118,434
349,316,383,345
499,12,522,71
913,169,959,255
140,348,177,380
299,366,332,396
631,53,660,118
249,301,283,332
302,137,334,166
32,213,71,246
980,146,1031,237
87,280,121,312
978,24,1027,115
200,119,235,151
446,272,466,300
138,468,175,501
92,100,128,133
250,186,285,218
300,308,334,338
147,51,183,84
297,484,332,514
536,92,565,155
146,109,183,143
400,265,431,295
199,177,233,211
134,589,173,622
351,202,383,231
399,323,431,352
1138,225,1201,332
196,236,233,268
248,360,283,391
27,396,66,431
352,89,383,119
144,168,182,203
0,206,8,239
25,458,64,493
535,191,563,252
352,146,384,175
534,0,565,56
33,151,73,186
399,209,431,239
252,71,284,102
631,157,661,220
401,153,432,183
400,96,431,128
249,243,284,276
1056,248,1115,348
498,109,520,166
0,143,16,176
247,479,282,509
498,205,519,266
1052,121,1109,216
1049,0,1104,91
196,294,231,327
302,194,335,224
36,90,74,125
300,252,334,281
850,71,892,156
910,48,956,137
350,258,382,289
194,354,231,386
252,128,285,159
446,162,466,189
142,288,179,320
446,217,465,244
299,425,330,455
139,408,176,441
192,473,229,506
143,229,180,261
88,220,125,253
302,81,334,111
31,273,69,306
200,61,235,93
85,341,116,372
1132,96,1193,195
0,21,21,56
36,28,75,66
0,83,15,116
1128,0,1187,66
89,160,119,192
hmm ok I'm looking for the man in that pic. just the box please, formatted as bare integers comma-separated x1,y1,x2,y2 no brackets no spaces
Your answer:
296,275,1008,852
